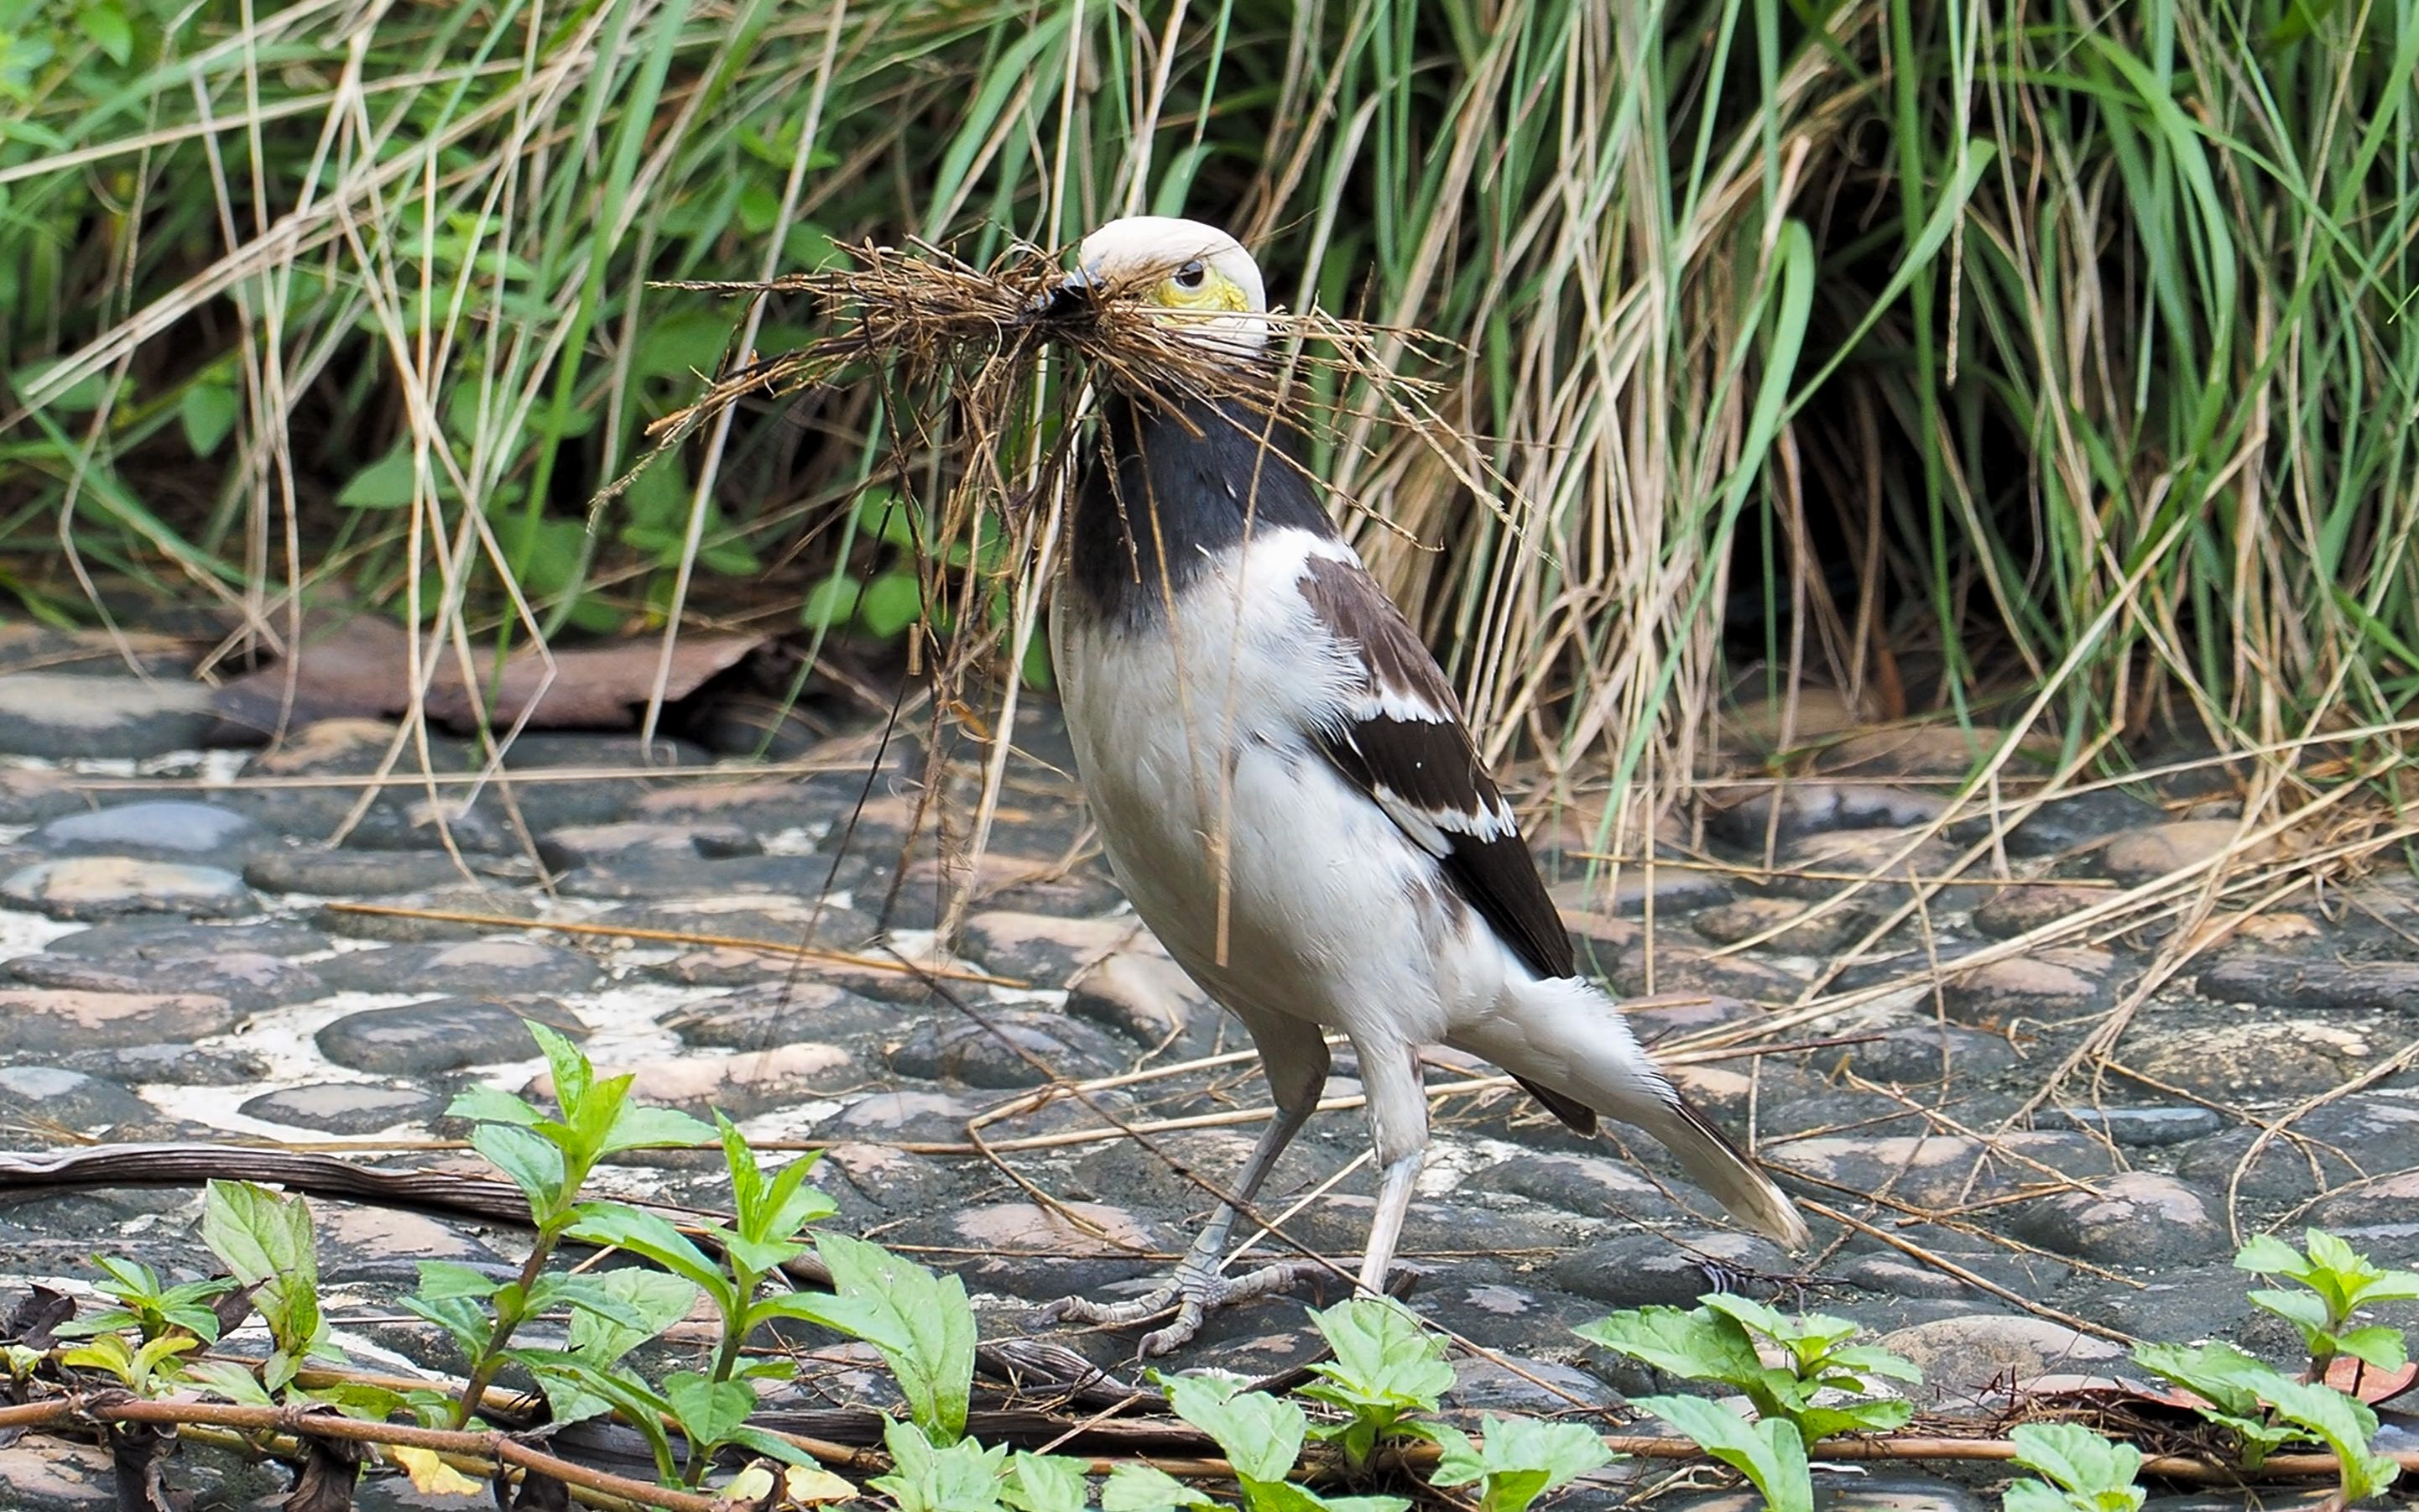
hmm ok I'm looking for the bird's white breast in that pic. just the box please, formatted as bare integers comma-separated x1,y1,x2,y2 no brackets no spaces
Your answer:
1050,526,1496,1044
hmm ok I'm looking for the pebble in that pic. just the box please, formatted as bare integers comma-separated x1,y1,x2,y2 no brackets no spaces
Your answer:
1473,1151,1685,1223
244,848,487,895
1821,1023,2021,1088
0,769,85,824
0,857,255,919
315,996,586,1074
239,1082,447,1134
1968,884,2111,939
1765,1132,2114,1208
2034,1104,2221,1146
2196,957,2419,1013
557,850,872,902
1817,727,2012,777
2007,1172,2223,1264
2128,1017,2374,1099
8,948,325,1012
316,936,604,996
542,820,763,865
1874,1315,2124,1405
31,800,260,858
1065,949,1216,1046
1551,868,1732,919
660,981,897,1050
1937,948,2110,1025
41,917,327,958
888,1008,1128,1089
1610,943,1802,1006
0,988,238,1051
0,672,216,758
1708,783,1951,845
2102,818,2277,884
0,1066,153,1132
311,885,544,941
959,910,1138,982
529,1043,852,1118
1998,784,2163,855
1549,1228,1795,1308
1692,895,1873,952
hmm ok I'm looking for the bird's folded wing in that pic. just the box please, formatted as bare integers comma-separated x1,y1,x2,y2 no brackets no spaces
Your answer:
1295,554,1579,987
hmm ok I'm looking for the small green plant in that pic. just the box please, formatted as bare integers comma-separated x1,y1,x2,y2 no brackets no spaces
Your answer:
1155,1370,1410,1512
403,1023,715,1428
1298,1298,1456,1465
51,1257,235,1346
55,1329,201,1397
1427,1416,1616,1512
2134,1339,2400,1503
1576,1293,1918,1512
197,1180,336,1396
2002,1422,2144,1512
2234,1228,2419,1378
1577,1293,1919,1442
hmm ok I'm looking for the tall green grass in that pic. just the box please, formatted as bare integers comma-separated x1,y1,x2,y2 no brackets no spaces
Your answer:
6,0,2416,845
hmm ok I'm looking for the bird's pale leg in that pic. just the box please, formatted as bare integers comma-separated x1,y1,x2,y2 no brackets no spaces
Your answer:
1352,1038,1432,1298
1045,1012,1330,1353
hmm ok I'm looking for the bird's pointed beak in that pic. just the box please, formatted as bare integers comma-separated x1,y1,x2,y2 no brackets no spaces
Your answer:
1026,265,1098,326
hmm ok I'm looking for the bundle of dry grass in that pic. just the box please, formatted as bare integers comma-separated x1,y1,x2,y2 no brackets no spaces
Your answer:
613,237,1468,517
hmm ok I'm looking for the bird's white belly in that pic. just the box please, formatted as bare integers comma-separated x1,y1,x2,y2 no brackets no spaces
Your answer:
1051,544,1496,1045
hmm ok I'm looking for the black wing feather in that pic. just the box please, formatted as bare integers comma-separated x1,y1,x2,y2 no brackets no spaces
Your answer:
1296,556,1595,1134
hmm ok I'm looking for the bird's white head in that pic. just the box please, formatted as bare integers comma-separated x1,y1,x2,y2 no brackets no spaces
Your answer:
1061,216,1269,357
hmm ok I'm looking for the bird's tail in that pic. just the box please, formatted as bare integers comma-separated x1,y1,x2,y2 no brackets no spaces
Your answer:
1453,976,1811,1249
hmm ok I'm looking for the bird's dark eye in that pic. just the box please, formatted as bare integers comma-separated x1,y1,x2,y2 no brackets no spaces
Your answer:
1172,259,1207,289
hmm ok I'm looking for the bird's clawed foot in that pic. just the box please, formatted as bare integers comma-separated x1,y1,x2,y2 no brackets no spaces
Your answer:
1042,1258,1326,1356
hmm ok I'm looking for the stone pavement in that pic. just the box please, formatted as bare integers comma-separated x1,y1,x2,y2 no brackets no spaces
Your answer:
0,634,2414,1509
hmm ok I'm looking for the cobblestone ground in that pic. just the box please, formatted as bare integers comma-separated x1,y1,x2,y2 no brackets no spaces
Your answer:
0,630,2413,1510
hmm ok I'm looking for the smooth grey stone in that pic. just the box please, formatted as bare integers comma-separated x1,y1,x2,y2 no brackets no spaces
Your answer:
554,850,872,901
0,770,86,824
542,820,761,866
1874,1315,2124,1408
311,886,543,941
2003,786,2163,857
33,799,259,857
315,936,604,997
1709,783,1951,845
1819,1022,2023,1087
1766,1131,2115,1208
42,918,326,959
0,1066,152,1131
2035,1104,2220,1146
0,989,238,1052
2197,956,2419,1013
1550,1228,1792,1307
315,996,585,1074
56,1041,273,1087
241,1082,447,1134
959,910,1135,983
0,857,254,919
659,980,894,1050
888,1009,1127,1089
599,897,881,952
1473,1151,1685,1223
244,847,489,895
8,948,324,1012
2063,1263,2261,1344
1438,1353,1622,1413
0,673,216,759
2005,1172,2223,1264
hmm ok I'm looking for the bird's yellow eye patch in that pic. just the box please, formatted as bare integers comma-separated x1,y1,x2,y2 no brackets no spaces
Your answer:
1148,265,1249,313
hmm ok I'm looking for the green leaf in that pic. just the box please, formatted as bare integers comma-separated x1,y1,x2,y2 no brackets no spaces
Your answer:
1101,1464,1216,1512
1305,1297,1455,1411
179,383,238,456
2262,1377,2400,1504
566,1202,727,1297
1000,1452,1089,1512
1158,1373,1303,1483
412,1261,502,1302
2335,1326,2410,1372
1427,1416,1614,1512
869,1419,1008,1512
76,3,134,65
662,1370,756,1448
182,1358,275,1408
858,571,925,638
2009,1422,2144,1510
472,1123,566,1214
1632,1395,1811,1512
201,1181,319,1355
814,1233,976,1444
337,448,420,508
600,1102,715,1155
446,1087,544,1128
1573,1305,1762,1388
800,575,862,629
